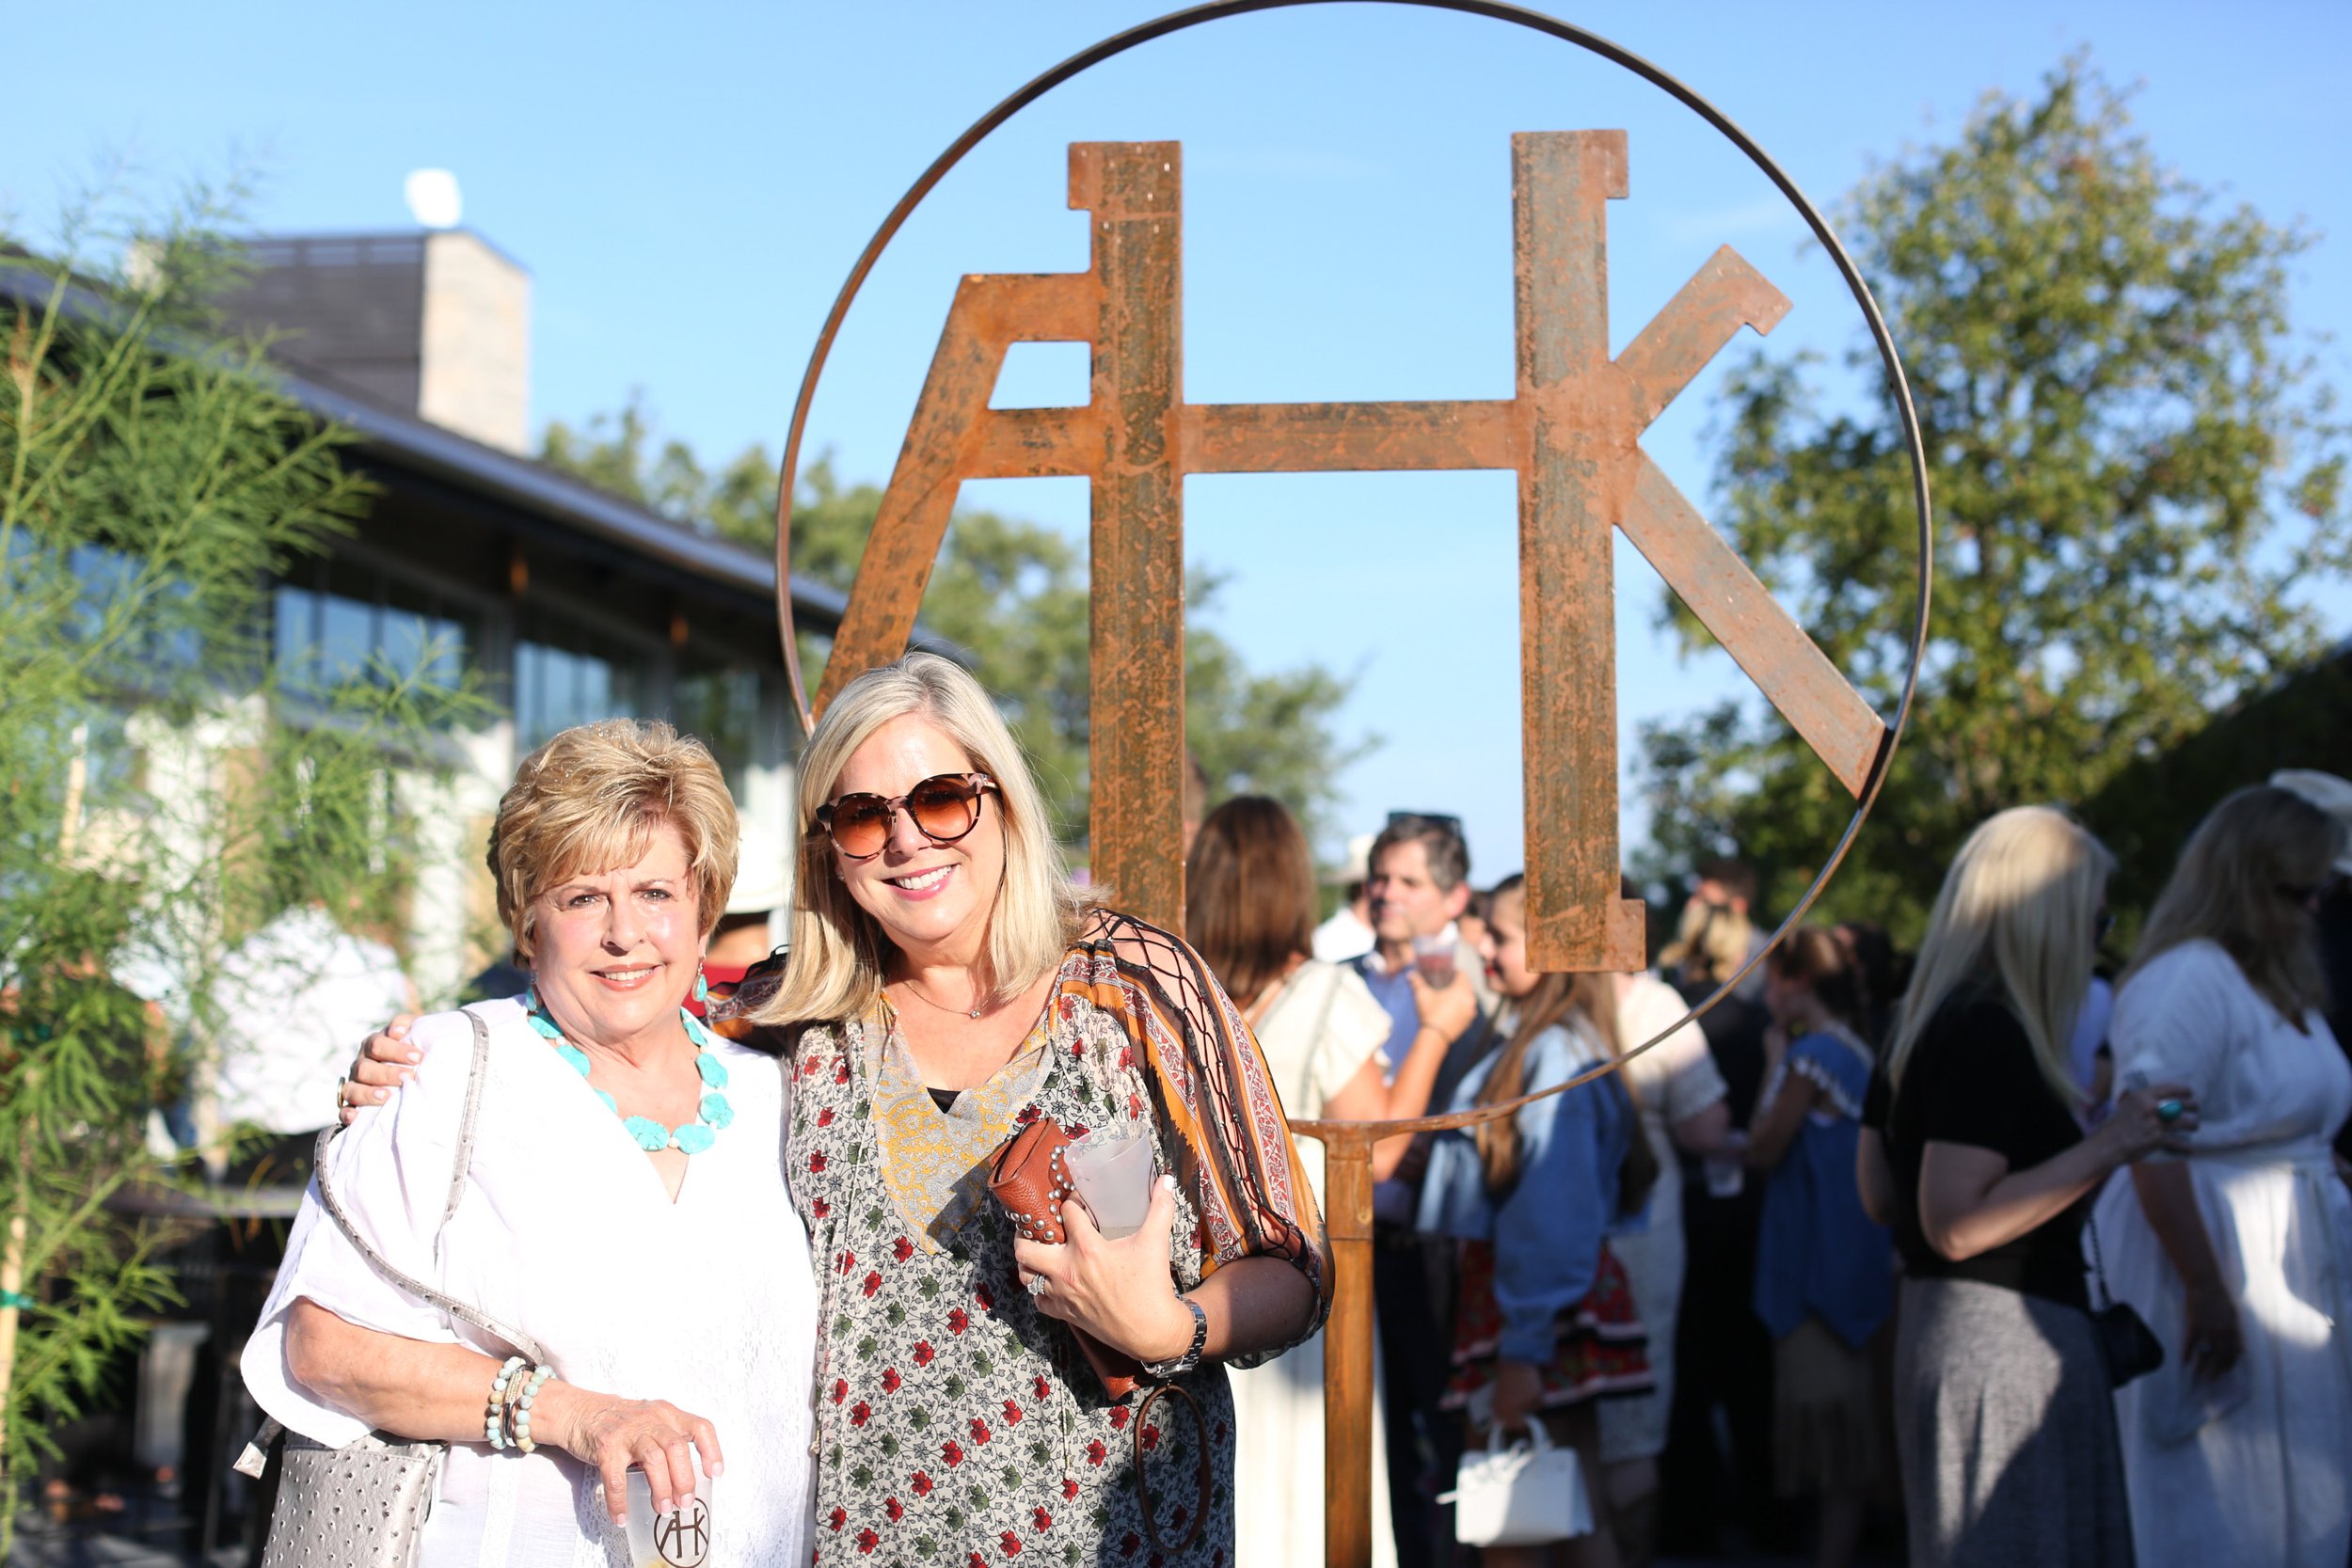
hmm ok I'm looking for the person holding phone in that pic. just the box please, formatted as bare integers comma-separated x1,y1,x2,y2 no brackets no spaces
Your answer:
1860,805,2195,1568
2095,785,2352,1568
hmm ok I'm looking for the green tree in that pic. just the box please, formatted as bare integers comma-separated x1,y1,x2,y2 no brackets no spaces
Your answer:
536,420,1375,847
1,180,475,1535
1636,58,2348,936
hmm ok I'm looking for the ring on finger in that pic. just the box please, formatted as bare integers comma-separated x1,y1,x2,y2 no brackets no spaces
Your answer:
1025,1273,1051,1298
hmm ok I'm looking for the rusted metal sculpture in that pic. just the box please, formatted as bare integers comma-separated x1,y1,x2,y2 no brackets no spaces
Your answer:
772,8,1930,1566
810,133,1885,964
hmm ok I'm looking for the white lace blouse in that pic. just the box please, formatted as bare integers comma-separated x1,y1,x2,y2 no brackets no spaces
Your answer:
242,998,818,1568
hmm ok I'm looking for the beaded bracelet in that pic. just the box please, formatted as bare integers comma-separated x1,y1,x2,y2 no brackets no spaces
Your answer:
485,1356,528,1450
506,1365,556,1455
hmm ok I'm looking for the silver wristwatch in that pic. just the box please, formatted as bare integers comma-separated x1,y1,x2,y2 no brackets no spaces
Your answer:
1140,1295,1208,1380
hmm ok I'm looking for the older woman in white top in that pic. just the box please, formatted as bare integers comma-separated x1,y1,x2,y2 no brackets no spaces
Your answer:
2096,784,2352,1568
246,720,817,1567
1184,797,1478,1568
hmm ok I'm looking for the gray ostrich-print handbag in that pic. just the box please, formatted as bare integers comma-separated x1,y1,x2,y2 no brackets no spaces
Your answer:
235,1011,550,1568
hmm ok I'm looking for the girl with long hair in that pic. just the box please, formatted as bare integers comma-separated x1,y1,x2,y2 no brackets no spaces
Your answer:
1185,796,1475,1568
2095,784,2352,1568
1858,805,2194,1568
1420,876,1658,1568
1745,927,1890,1568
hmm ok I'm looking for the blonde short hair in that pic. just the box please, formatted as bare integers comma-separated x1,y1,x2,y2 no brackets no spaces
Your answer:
1887,805,2113,1108
758,654,1089,1026
488,719,739,963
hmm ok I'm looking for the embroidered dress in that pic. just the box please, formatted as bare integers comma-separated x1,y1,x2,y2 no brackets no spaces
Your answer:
1419,1020,1653,1415
788,912,1327,1566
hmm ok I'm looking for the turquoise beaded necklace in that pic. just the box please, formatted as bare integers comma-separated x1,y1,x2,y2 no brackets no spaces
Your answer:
518,983,734,1154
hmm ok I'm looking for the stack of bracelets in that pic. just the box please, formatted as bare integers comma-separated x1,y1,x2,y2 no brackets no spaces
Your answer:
485,1355,556,1454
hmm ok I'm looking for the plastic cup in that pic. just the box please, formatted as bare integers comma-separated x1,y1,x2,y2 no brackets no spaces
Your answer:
1065,1134,1154,1239
1411,932,1457,988
621,1465,715,1568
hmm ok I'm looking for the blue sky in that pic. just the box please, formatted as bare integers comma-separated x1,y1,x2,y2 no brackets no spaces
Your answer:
13,1,2349,879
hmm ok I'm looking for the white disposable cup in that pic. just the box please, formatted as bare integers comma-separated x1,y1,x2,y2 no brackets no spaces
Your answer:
1065,1135,1154,1239
621,1465,716,1568
1411,932,1457,988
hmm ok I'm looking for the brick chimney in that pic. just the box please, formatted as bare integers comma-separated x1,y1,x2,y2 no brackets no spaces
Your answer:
219,230,531,453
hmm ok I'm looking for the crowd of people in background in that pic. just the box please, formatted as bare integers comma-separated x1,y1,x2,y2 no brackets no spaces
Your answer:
1197,766,2352,1568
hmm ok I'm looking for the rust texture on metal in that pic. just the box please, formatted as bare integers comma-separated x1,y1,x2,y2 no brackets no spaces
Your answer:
771,12,1936,1568
806,133,1879,943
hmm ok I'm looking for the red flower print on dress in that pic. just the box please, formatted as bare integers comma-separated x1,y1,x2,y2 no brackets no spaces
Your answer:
968,1555,988,1568
1060,1477,1079,1500
1031,1507,1054,1531
1085,1439,1107,1466
1118,1046,1135,1071
831,1379,848,1405
885,1497,904,1523
947,1307,969,1336
1120,1531,1141,1558
999,1532,1024,1557
974,1283,994,1309
1065,1124,1090,1141
810,1150,830,1174
862,1271,883,1298
856,1528,880,1555
942,1439,964,1467
968,1416,993,1445
1016,1105,1041,1127
835,1058,850,1084
818,1106,836,1128
828,1506,848,1532
893,1237,914,1263
811,1196,832,1219
914,1339,937,1367
1032,1374,1051,1402
912,1470,934,1497
1002,1398,1024,1426
1141,1423,1161,1453
1108,1404,1131,1431
881,1367,902,1394
835,1251,855,1276
1126,1092,1145,1120
850,1401,872,1428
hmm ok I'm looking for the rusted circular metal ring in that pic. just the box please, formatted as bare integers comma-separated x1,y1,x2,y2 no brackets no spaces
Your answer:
772,0,1933,1118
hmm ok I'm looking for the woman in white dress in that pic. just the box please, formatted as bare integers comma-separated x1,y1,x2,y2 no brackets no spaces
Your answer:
1600,963,1728,1566
246,720,817,1566
2097,784,2352,1568
1184,797,1480,1568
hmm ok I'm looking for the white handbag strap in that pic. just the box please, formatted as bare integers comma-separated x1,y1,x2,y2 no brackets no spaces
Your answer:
310,1009,549,1365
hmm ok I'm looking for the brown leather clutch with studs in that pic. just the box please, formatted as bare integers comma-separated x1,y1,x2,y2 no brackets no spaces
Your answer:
987,1117,1142,1402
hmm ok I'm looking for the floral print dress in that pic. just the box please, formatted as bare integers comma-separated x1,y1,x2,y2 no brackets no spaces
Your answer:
789,912,1328,1566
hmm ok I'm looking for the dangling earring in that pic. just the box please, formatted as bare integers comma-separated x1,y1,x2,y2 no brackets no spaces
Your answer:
693,958,709,1005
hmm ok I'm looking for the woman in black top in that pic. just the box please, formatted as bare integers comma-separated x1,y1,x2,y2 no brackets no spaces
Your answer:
1856,806,2194,1568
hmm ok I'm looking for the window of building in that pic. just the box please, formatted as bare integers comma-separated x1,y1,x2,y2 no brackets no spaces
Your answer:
674,664,767,796
515,613,650,752
273,564,469,696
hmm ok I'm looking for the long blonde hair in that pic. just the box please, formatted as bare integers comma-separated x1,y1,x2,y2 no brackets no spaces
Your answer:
754,654,1090,1026
2128,784,2344,1027
1886,806,2113,1108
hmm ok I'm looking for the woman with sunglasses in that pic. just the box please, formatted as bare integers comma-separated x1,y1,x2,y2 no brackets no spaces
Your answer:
2093,784,2352,1568
337,657,1327,1563
763,652,1327,1563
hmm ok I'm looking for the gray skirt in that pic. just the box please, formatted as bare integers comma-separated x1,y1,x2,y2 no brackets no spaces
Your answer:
1892,1276,2133,1568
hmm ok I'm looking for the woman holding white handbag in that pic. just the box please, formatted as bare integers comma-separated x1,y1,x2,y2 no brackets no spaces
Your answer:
1419,876,1658,1567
